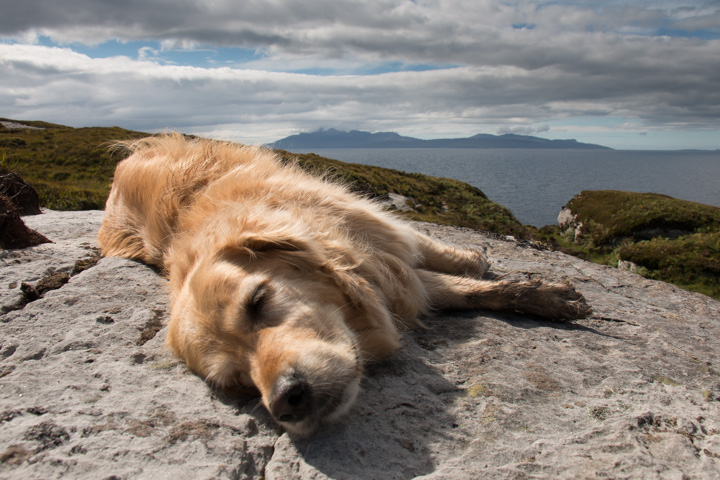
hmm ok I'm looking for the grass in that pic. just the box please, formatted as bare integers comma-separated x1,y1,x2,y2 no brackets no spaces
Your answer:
618,232,720,298
0,118,146,210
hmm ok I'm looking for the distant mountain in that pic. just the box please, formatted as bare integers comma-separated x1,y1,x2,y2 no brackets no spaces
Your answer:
270,128,613,150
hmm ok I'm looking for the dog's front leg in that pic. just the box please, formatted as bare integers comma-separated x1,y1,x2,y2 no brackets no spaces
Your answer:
414,232,489,278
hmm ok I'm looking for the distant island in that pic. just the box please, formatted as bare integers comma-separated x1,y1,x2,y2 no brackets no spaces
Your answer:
270,128,613,150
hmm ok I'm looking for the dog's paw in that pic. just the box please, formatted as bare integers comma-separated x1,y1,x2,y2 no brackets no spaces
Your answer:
460,247,490,278
530,281,592,320
460,277,592,320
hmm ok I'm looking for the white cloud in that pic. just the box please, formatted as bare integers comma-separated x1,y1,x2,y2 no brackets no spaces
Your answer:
496,125,550,135
2,41,719,146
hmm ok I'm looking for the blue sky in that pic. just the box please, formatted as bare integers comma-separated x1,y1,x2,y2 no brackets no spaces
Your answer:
1,0,719,149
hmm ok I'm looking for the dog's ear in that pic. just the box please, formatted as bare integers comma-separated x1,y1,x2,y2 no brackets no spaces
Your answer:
242,235,305,253
216,232,326,272
320,261,402,360
323,265,373,309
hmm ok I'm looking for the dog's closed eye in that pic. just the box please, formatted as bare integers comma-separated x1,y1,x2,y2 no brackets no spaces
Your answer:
246,281,269,322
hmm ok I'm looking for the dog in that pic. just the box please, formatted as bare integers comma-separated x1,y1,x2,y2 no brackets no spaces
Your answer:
98,134,591,435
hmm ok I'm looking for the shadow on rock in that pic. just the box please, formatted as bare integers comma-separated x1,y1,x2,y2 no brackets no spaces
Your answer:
267,309,624,479
209,384,281,435
263,314,488,479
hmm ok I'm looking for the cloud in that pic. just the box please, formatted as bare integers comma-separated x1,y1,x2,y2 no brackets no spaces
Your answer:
3,1,718,63
497,125,550,135
1,1,719,147
2,41,718,145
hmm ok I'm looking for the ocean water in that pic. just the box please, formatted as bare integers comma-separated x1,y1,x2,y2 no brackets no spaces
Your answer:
295,148,720,227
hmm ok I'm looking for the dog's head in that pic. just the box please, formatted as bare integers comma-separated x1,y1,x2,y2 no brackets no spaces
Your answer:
165,227,400,435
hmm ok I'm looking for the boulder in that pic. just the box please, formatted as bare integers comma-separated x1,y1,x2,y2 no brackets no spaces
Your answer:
0,169,49,250
0,168,42,216
1,211,719,479
0,196,51,250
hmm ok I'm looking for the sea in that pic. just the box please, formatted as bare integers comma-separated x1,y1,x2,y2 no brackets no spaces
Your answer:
293,148,720,227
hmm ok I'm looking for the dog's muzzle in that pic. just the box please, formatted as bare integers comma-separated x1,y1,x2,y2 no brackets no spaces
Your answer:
267,367,361,435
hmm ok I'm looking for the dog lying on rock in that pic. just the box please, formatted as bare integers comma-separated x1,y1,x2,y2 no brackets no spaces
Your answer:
99,134,591,435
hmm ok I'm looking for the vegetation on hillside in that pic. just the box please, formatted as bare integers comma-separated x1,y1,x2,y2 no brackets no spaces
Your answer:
0,119,527,238
619,232,720,298
564,190,720,245
546,190,720,299
2,119,717,299
0,119,146,210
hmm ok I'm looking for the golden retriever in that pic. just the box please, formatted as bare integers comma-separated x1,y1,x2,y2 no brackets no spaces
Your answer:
98,134,591,435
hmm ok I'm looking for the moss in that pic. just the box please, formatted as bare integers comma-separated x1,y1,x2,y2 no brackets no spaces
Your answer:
467,384,486,398
586,405,610,421
567,190,720,245
651,375,681,387
151,360,178,370
549,190,720,301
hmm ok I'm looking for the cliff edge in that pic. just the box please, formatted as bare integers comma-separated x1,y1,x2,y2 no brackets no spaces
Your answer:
1,211,719,479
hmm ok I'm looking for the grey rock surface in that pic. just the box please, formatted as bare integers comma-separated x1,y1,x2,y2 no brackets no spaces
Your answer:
0,210,104,311
1,211,719,479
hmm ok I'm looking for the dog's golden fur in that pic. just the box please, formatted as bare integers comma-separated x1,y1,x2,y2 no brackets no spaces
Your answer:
99,134,591,435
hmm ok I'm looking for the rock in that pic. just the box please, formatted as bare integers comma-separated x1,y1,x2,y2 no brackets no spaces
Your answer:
382,192,415,212
0,169,48,250
0,196,51,250
557,206,583,241
0,168,42,216
0,121,45,131
1,211,719,479
618,259,638,273
0,211,100,312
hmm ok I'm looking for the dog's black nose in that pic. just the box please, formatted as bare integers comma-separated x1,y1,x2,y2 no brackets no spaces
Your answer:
270,376,311,423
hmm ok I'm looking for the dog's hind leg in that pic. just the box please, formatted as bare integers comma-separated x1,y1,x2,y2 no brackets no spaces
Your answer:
417,270,592,320
414,232,489,278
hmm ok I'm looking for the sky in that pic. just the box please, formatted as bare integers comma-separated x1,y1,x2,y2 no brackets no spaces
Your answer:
1,0,719,150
